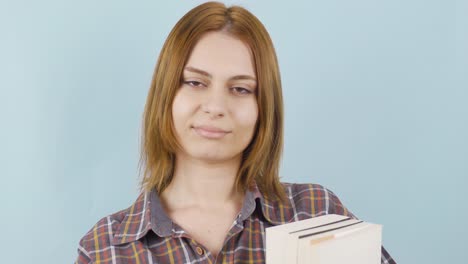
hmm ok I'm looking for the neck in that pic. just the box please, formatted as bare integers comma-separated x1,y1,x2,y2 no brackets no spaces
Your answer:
162,153,244,209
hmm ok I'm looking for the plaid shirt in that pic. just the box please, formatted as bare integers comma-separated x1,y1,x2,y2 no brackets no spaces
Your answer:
75,183,396,263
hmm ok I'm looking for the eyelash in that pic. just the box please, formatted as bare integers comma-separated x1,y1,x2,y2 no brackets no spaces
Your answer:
230,87,252,95
183,81,253,95
184,81,205,87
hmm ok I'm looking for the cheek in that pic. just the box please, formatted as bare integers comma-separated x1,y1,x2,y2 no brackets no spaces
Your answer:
235,100,258,130
172,92,194,127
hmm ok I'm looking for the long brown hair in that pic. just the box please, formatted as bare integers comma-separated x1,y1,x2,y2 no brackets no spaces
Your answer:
140,1,286,202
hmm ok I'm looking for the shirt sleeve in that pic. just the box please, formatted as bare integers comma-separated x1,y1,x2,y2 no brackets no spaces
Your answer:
326,187,397,264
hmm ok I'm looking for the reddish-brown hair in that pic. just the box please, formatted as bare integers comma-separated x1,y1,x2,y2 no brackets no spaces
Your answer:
140,1,286,201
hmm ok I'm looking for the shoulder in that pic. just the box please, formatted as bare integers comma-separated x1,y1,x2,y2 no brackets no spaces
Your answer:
281,182,355,217
260,182,356,224
76,192,150,263
76,208,128,263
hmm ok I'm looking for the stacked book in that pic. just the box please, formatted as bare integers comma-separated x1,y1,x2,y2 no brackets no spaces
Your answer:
266,214,382,264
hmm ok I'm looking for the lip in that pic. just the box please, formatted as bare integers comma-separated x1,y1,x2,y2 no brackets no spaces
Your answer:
192,125,231,139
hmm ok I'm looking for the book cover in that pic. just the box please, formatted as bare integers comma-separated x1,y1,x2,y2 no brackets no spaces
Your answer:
266,214,382,264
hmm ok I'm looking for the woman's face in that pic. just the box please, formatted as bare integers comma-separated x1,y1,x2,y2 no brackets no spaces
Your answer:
172,31,258,163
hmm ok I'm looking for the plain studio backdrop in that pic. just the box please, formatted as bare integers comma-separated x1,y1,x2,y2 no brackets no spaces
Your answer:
1,0,466,263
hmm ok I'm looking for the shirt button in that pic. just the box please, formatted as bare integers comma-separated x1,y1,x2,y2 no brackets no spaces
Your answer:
196,246,204,255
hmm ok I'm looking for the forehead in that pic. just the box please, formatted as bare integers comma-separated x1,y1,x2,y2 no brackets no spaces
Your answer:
184,31,256,78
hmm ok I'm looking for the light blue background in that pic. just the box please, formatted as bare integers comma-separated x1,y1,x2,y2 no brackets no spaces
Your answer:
1,0,466,263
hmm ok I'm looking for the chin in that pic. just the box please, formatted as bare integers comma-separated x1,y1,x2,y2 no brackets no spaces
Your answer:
192,152,234,163
185,148,240,163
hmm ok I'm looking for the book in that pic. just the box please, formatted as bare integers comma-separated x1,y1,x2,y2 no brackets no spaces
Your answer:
265,214,382,264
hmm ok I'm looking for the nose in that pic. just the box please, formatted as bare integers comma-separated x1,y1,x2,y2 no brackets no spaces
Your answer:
201,86,227,119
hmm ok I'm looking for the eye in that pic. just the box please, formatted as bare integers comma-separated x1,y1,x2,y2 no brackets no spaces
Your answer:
231,87,253,95
183,80,206,88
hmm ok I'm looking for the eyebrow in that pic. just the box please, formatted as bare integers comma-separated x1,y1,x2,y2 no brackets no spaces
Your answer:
184,66,257,82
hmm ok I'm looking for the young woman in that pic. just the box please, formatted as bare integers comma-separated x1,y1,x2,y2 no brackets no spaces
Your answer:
75,2,395,263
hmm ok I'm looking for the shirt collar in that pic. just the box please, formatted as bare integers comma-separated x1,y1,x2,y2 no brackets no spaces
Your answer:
252,183,292,225
112,182,284,245
149,189,173,237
